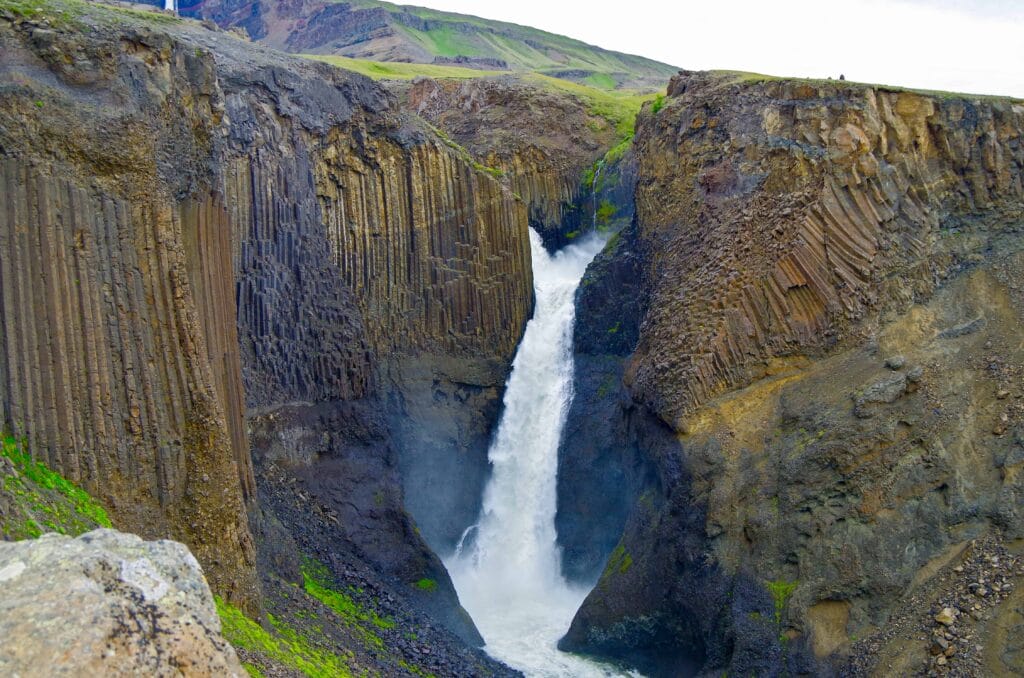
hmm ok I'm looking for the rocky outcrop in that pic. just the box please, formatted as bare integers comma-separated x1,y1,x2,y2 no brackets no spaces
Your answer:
432,56,509,71
630,72,1024,426
402,75,629,251
0,2,532,648
0,529,245,677
560,72,1024,675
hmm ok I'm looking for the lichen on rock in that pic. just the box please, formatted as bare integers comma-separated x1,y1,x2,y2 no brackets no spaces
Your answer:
0,529,245,677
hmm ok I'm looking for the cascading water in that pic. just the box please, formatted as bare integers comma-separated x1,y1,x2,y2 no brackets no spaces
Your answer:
446,229,635,678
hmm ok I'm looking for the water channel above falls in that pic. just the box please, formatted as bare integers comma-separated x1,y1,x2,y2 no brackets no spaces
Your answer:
445,229,638,678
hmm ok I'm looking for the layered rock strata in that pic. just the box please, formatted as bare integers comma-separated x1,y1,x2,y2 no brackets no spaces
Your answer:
560,71,1024,676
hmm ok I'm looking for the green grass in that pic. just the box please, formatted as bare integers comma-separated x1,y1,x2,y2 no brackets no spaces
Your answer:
1,435,112,539
342,0,677,89
651,93,666,114
585,73,618,91
523,73,655,140
216,597,354,678
306,54,655,152
304,54,504,80
220,559,436,677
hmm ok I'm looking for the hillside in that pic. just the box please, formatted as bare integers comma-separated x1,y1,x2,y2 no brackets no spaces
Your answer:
174,0,678,90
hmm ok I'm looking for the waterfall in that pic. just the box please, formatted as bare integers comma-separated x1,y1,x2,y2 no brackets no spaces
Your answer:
164,0,176,12
446,229,634,677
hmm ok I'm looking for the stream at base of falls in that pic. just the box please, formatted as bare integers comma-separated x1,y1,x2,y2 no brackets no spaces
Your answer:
445,229,639,678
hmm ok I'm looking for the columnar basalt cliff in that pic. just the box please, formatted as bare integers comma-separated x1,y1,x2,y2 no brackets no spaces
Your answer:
377,73,643,552
560,71,1024,676
0,3,531,655
402,76,623,250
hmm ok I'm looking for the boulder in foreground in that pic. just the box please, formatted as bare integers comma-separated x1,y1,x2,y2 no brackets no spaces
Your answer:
0,529,244,677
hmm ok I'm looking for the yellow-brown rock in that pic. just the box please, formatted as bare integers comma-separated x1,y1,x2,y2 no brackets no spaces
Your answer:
561,70,1024,677
630,71,1024,428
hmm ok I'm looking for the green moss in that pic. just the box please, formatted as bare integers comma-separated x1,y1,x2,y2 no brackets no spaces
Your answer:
242,663,265,678
399,659,437,678
602,544,635,578
602,136,632,166
607,322,621,334
651,93,666,114
216,597,354,678
565,230,580,240
766,579,798,626
596,200,617,227
472,162,504,179
2,436,111,529
581,165,596,190
414,578,438,592
595,374,617,399
301,556,395,654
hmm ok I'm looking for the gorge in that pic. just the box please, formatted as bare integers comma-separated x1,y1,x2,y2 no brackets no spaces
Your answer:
1,1,1023,677
446,228,615,677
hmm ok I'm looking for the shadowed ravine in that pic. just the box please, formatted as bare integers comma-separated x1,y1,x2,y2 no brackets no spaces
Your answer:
445,230,635,677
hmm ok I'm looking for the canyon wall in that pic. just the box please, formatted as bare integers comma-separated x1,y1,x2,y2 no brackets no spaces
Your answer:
381,73,642,552
402,75,618,250
0,5,532,646
560,71,1024,676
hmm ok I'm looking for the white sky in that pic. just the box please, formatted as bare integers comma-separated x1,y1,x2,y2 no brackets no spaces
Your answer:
410,0,1024,97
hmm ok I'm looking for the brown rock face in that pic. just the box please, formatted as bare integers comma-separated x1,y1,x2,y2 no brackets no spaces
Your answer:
402,76,622,249
560,72,1024,676
629,71,1024,427
0,19,260,611
0,4,532,635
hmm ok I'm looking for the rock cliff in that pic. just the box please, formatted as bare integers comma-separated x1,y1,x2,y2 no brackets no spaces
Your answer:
560,71,1024,676
374,72,642,551
402,76,617,251
0,0,531,654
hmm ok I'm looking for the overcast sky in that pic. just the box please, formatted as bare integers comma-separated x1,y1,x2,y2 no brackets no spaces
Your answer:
412,0,1024,97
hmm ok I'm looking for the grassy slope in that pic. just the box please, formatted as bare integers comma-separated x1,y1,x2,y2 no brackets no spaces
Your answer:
332,0,678,89
308,55,655,143
1,0,183,25
1,435,112,540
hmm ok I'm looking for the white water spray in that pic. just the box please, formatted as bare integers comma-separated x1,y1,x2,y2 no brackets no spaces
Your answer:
164,0,177,13
446,229,634,678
